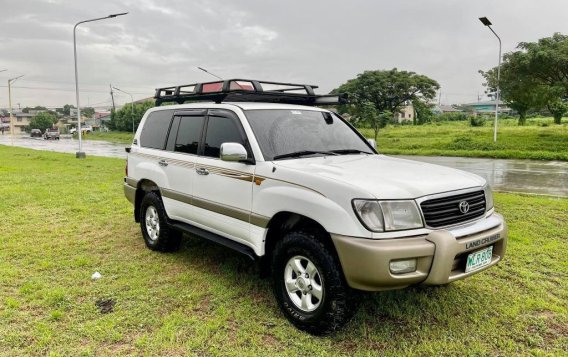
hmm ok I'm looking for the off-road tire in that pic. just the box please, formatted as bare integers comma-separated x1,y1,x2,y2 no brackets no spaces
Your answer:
139,192,181,252
271,231,358,335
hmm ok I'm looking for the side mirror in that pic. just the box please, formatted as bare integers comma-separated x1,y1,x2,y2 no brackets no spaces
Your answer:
367,138,377,149
220,142,248,162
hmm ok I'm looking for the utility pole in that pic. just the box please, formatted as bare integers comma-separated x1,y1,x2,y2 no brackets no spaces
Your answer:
0,70,5,137
438,91,442,105
8,75,24,146
110,84,116,112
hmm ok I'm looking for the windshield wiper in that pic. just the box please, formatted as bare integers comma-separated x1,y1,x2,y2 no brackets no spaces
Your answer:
273,150,338,160
330,149,372,155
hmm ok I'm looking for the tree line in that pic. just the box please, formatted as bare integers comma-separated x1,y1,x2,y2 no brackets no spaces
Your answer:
480,33,568,125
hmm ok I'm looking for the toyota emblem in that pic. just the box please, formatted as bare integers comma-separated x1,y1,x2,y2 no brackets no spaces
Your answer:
458,201,470,214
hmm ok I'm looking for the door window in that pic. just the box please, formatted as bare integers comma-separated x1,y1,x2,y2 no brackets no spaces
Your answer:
203,116,246,158
140,110,174,150
173,116,205,155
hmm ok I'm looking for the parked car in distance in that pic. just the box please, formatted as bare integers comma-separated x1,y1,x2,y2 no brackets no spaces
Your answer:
30,129,42,138
44,127,60,140
70,125,93,135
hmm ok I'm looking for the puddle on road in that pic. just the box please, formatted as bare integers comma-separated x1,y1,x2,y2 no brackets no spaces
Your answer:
0,135,127,159
395,155,568,197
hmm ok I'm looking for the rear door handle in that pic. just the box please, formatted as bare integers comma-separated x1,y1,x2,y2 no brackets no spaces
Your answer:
158,159,168,167
196,167,209,175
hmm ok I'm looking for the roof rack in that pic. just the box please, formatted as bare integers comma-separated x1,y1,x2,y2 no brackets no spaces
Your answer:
154,79,347,106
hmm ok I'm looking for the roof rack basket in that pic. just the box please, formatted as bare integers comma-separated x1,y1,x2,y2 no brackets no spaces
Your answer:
154,79,347,106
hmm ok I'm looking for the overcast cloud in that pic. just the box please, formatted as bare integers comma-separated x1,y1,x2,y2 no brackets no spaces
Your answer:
1,0,567,109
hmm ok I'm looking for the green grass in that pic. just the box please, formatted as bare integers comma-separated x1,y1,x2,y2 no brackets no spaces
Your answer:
360,117,568,160
83,131,134,144
1,145,566,356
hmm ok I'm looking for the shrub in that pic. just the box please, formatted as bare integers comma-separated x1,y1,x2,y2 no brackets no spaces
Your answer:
434,112,468,122
469,116,486,127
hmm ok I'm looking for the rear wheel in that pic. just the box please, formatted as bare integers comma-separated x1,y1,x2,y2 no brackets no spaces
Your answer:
271,231,358,335
139,192,181,252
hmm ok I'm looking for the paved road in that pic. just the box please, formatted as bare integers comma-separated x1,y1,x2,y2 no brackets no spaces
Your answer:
395,155,568,197
0,134,127,159
1,135,567,197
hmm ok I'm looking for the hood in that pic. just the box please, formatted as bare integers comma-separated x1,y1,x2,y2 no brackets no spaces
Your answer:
273,154,486,199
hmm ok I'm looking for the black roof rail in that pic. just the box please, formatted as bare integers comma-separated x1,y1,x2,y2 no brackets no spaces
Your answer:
154,79,347,106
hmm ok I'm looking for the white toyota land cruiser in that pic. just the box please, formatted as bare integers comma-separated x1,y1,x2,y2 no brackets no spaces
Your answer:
124,79,507,334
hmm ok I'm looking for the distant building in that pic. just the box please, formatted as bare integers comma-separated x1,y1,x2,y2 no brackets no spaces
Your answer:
395,104,415,122
462,100,512,115
95,111,111,120
85,113,111,130
98,113,112,130
1,116,10,133
10,112,34,134
432,105,463,114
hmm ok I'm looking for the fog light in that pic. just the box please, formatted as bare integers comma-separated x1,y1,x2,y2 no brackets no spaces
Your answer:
390,259,417,274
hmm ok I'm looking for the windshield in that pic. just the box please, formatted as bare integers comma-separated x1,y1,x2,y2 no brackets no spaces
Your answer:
245,109,373,161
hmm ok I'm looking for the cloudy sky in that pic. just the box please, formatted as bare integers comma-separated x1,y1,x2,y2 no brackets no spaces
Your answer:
1,0,567,110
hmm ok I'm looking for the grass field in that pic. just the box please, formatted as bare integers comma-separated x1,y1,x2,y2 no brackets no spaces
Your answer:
1,145,567,356
366,118,568,161
83,131,134,144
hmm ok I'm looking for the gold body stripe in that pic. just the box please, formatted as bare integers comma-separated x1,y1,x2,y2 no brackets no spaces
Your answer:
160,188,270,228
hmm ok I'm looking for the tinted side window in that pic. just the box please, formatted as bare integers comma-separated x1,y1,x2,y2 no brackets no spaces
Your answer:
175,116,205,155
203,116,245,158
140,110,174,150
165,117,180,151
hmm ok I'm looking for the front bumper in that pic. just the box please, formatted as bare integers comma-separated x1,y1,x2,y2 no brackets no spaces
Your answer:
331,213,507,291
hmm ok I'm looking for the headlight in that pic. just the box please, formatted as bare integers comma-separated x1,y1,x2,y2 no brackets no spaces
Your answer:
353,200,423,232
484,185,494,211
353,200,384,231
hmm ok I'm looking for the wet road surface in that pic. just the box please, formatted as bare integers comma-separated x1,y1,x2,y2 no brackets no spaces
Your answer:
395,155,568,197
1,135,566,197
0,134,127,159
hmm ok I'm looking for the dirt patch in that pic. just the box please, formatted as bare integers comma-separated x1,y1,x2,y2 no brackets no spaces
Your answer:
95,298,116,314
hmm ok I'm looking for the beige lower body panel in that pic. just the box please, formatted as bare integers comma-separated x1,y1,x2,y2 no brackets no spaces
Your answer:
124,183,136,204
331,214,508,291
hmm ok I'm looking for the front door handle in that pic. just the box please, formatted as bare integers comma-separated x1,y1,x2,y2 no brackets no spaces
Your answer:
158,159,168,167
196,167,209,175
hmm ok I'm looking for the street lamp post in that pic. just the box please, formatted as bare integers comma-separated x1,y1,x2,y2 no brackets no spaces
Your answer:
8,75,24,146
479,17,501,143
1,70,8,137
112,86,135,134
73,12,128,158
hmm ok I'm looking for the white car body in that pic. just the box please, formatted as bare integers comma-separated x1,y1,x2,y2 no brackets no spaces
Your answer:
125,102,507,292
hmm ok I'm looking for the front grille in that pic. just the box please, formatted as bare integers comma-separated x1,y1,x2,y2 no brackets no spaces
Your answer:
420,190,486,228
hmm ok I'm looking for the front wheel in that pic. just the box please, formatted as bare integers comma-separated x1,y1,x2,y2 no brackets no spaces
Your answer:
271,231,358,335
139,192,181,252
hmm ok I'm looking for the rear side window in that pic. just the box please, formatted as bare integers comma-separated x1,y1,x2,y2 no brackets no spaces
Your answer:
203,116,245,158
174,116,205,155
140,110,174,150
